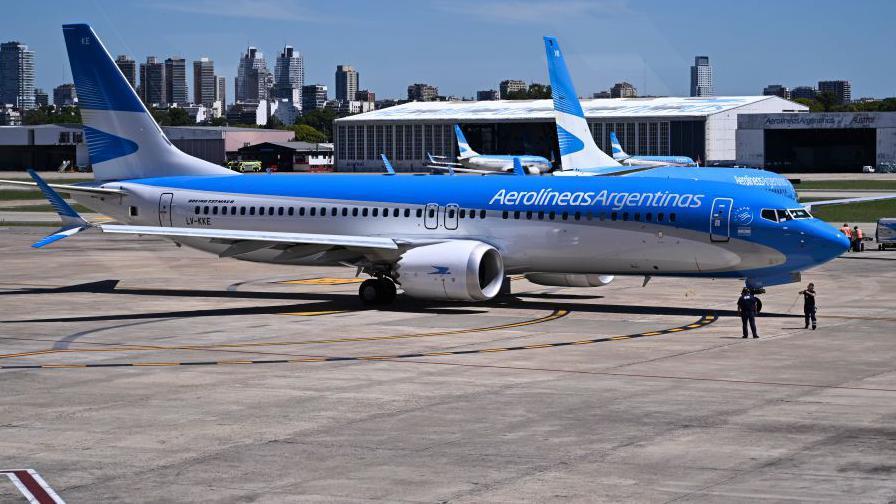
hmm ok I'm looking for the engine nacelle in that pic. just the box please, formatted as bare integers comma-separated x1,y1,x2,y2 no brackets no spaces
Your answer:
396,241,504,301
524,273,615,288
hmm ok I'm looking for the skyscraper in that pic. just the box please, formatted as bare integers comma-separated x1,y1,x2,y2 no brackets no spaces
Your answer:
274,45,304,106
790,86,817,100
165,57,187,106
301,84,327,112
235,47,271,102
193,57,216,107
0,41,35,110
476,90,499,101
216,76,226,110
115,55,137,90
34,88,48,107
53,83,77,107
335,65,358,102
140,56,165,106
818,80,851,105
690,56,712,97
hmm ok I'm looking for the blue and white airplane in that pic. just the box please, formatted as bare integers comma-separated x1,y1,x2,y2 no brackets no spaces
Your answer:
609,131,697,167
1,25,851,305
426,125,553,174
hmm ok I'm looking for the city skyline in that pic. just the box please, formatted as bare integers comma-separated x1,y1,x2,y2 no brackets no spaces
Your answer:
1,0,895,102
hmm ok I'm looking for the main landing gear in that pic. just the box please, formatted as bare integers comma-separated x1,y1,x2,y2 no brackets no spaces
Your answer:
359,277,397,305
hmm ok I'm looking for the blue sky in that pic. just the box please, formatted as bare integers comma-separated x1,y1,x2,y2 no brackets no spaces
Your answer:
3,0,894,101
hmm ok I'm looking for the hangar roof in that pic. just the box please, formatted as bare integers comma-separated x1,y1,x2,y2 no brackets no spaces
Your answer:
337,96,803,122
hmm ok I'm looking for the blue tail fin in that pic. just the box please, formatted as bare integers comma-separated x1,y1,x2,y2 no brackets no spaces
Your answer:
454,125,478,159
62,24,232,181
543,36,620,171
609,131,628,160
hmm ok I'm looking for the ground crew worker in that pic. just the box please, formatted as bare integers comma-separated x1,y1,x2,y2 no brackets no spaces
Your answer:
799,283,817,330
853,225,864,252
840,223,853,251
737,287,759,338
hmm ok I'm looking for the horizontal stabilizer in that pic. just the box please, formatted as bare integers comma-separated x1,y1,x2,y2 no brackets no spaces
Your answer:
26,169,94,248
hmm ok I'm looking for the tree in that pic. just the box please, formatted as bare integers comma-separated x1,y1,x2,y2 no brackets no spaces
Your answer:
815,91,839,112
208,116,228,127
293,124,328,143
22,105,82,125
504,84,553,100
267,115,285,130
166,107,192,126
294,108,342,141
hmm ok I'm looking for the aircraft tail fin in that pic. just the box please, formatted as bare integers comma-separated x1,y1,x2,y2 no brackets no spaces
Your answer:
62,24,233,181
454,125,478,159
380,154,396,175
543,36,620,171
609,131,629,160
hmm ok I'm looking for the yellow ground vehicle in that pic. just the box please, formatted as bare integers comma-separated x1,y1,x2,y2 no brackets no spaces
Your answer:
226,161,263,173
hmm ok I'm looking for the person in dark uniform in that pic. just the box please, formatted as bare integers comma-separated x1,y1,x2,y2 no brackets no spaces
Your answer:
799,283,817,330
737,287,759,338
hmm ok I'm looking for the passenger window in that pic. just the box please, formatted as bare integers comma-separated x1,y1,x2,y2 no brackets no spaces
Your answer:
383,207,389,217
372,208,379,217
300,207,306,216
194,206,200,215
538,211,544,220
393,208,399,217
310,207,316,216
240,207,246,215
548,211,556,220
469,210,475,219
269,207,275,215
645,213,652,222
213,206,218,215
622,212,628,221
427,208,435,218
458,209,466,219
130,206,139,217
331,208,337,217
278,207,284,216
479,210,486,219
574,212,581,221
288,207,294,216
342,208,348,217
416,209,422,218
352,208,359,217
611,212,617,221
670,213,677,222
404,209,410,218
634,212,640,221
319,207,325,215
502,211,508,219
362,208,369,217
449,208,456,218
657,212,664,222
249,207,255,215
526,211,533,220
513,211,520,219
203,206,209,215
231,207,236,216
561,211,568,220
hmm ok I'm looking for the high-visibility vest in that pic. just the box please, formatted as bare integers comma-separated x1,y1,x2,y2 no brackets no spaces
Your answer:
840,226,852,238
856,228,864,239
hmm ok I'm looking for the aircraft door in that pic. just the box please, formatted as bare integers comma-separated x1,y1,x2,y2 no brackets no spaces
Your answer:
424,203,439,230
710,197,733,242
444,204,459,230
158,193,174,227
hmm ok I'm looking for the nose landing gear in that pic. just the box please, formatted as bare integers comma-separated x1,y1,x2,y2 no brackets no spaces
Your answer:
359,277,397,305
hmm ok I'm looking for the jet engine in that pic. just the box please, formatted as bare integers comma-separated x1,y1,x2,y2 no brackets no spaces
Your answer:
395,241,504,301
524,273,615,288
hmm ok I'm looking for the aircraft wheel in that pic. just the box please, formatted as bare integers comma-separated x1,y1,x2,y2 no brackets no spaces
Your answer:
359,279,380,305
377,278,397,304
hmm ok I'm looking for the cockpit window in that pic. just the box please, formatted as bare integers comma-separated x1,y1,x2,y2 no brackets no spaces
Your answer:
776,209,793,222
762,208,812,222
788,208,812,219
761,209,777,222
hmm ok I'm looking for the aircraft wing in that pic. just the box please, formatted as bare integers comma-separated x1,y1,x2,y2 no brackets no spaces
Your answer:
427,164,508,175
802,194,896,211
99,225,399,251
0,178,124,196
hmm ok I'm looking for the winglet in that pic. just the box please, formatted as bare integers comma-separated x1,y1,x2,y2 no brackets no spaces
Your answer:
27,169,92,248
380,154,396,175
512,157,526,176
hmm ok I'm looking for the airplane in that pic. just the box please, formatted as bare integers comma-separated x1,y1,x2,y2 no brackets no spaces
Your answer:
1,25,853,307
426,125,552,175
609,131,697,167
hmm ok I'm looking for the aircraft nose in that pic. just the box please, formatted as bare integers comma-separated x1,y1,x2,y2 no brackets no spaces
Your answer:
808,220,851,260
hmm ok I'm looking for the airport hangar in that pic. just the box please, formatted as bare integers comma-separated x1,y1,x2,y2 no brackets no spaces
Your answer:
737,111,896,172
333,96,807,172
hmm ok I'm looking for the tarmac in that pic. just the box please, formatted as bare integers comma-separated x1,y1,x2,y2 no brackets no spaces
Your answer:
1,227,895,503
